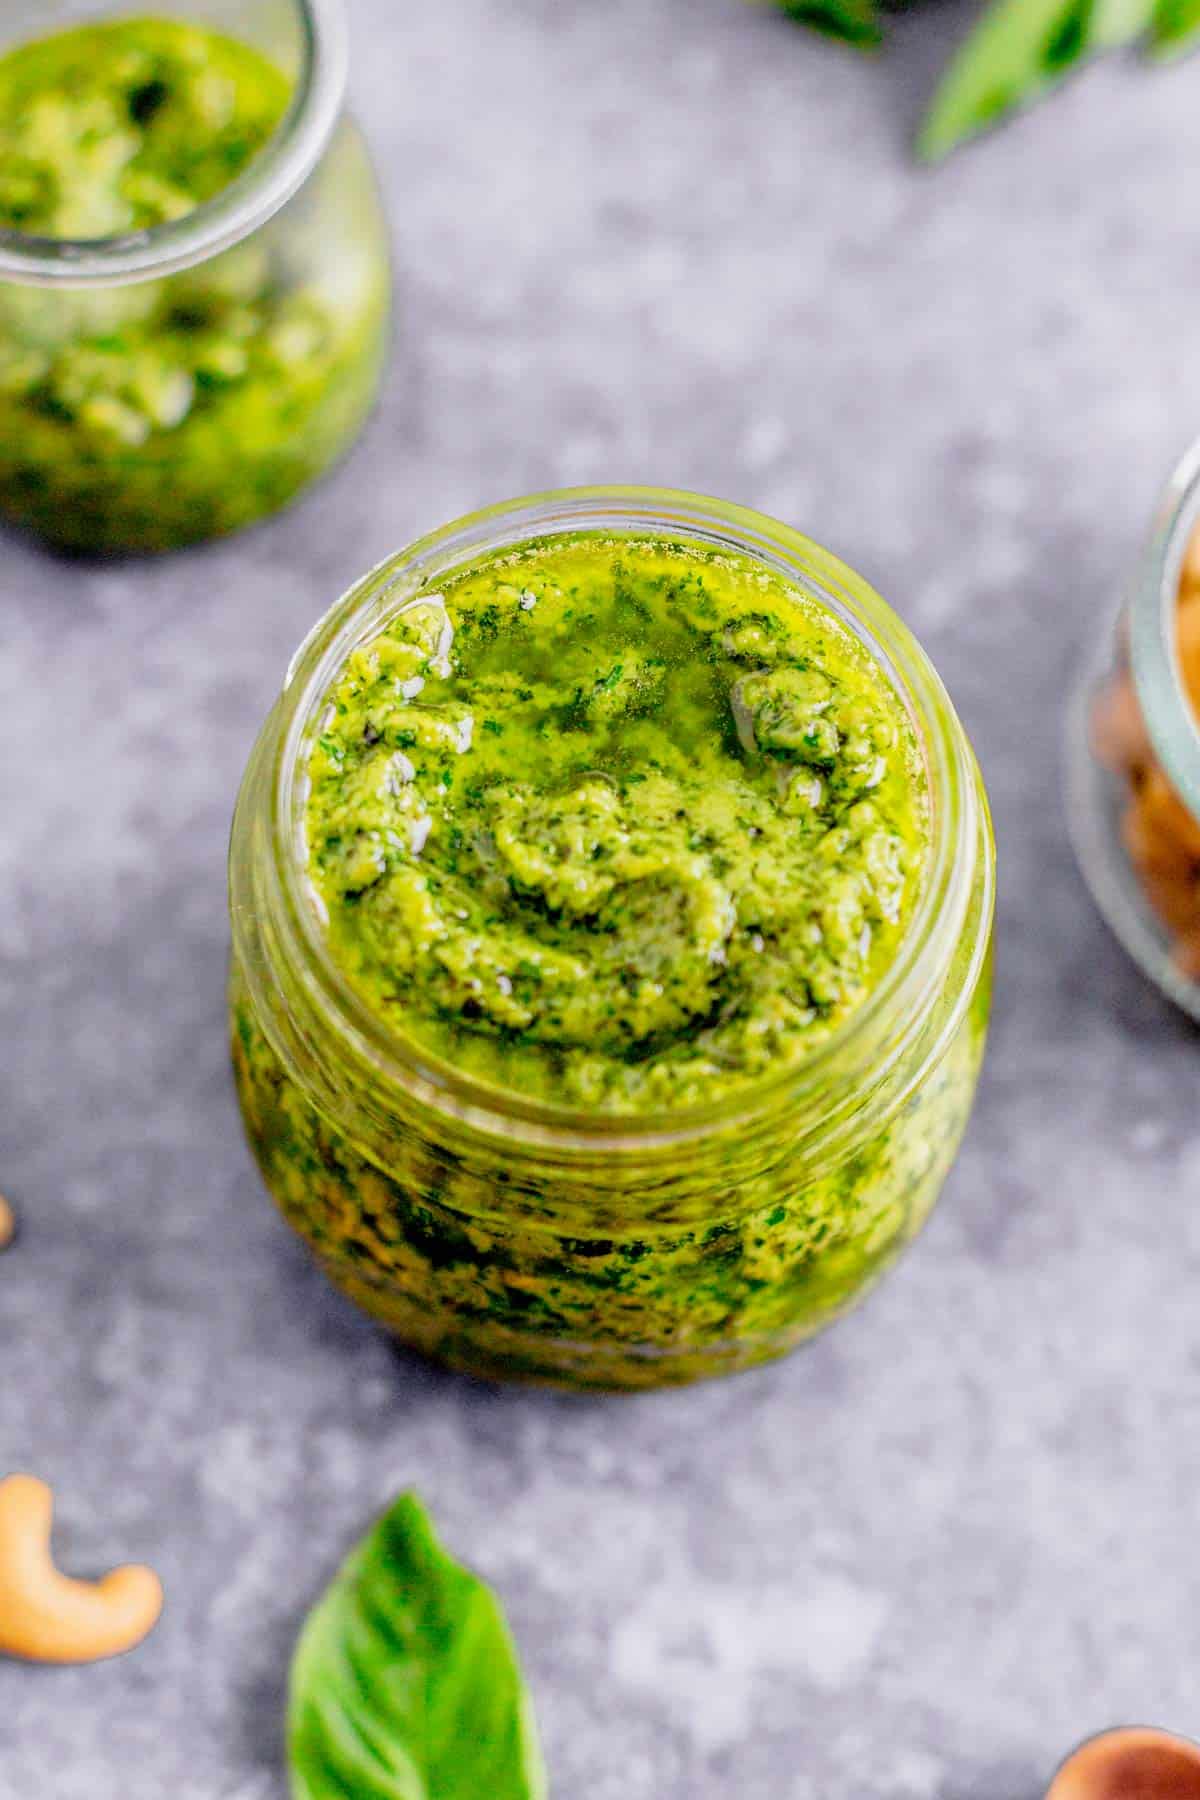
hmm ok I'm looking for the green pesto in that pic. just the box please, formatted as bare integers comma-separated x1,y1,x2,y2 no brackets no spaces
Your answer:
304,537,931,1112
0,18,388,554
230,954,989,1388
231,531,991,1389
0,18,288,238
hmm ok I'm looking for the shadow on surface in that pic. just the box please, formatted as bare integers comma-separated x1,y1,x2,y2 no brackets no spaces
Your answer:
384,1331,684,1414
230,1629,302,1800
881,0,987,152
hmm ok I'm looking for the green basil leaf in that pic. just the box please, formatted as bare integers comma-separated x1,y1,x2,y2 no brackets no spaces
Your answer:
769,0,883,47
919,0,1157,158
1152,0,1200,52
288,1493,548,1800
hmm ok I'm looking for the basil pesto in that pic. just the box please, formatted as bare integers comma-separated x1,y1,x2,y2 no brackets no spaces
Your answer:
231,523,992,1389
304,537,930,1110
0,18,389,554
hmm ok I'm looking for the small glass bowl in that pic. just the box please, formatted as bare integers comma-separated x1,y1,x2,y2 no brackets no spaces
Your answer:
1066,440,1200,1020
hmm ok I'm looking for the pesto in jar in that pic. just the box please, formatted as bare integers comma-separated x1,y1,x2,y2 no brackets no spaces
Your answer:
305,536,930,1110
0,18,389,554
231,522,991,1390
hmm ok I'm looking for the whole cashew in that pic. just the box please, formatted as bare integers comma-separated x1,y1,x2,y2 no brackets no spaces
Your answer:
0,1194,13,1250
0,1475,163,1663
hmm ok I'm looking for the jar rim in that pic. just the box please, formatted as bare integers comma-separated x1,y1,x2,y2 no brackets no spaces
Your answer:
0,0,347,287
252,485,992,1153
1130,437,1200,816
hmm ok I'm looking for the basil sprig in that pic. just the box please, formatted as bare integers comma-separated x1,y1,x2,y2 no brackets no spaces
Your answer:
921,0,1177,157
773,0,883,46
764,0,1200,154
288,1493,548,1800
1156,0,1200,50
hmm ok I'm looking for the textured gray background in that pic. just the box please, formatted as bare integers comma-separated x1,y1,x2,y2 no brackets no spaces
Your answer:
4,2,1200,1795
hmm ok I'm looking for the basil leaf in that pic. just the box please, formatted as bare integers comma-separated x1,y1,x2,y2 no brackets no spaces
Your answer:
919,0,1157,158
772,0,884,46
1152,0,1200,52
288,1493,548,1800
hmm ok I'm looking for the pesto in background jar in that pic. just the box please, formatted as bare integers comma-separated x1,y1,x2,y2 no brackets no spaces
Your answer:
229,489,995,1391
0,4,389,555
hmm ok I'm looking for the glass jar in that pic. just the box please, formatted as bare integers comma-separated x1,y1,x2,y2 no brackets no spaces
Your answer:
1067,442,1200,1018
229,488,996,1391
0,0,390,555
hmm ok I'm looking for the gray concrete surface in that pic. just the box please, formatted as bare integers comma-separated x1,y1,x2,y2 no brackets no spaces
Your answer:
6,2,1200,1795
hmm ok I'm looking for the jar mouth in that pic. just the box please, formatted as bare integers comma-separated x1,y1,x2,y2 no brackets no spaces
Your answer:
0,0,347,287
265,486,991,1151
1130,437,1200,817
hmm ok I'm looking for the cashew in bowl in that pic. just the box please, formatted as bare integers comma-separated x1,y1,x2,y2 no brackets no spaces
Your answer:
0,1474,163,1663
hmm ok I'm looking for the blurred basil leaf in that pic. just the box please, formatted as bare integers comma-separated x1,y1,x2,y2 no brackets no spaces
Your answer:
773,0,884,45
766,0,1200,152
920,0,1159,157
1152,0,1200,52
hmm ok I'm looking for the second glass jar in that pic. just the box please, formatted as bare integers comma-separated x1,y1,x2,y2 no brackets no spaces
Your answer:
0,0,390,555
1068,440,1200,1017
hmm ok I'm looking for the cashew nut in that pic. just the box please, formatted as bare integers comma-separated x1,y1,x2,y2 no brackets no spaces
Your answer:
0,1195,13,1250
0,1475,163,1663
